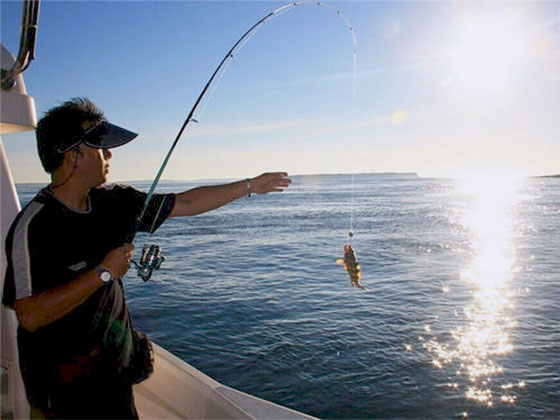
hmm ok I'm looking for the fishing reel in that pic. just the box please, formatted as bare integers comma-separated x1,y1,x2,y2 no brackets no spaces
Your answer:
131,244,165,282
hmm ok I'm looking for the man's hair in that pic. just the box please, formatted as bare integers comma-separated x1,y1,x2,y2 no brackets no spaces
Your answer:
36,97,105,173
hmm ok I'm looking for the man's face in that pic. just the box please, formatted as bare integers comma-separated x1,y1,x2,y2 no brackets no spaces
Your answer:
75,144,112,187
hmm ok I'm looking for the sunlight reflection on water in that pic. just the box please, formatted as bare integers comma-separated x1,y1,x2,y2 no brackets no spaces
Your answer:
424,175,527,409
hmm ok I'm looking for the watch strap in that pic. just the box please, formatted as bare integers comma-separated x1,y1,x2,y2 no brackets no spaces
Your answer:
94,265,113,282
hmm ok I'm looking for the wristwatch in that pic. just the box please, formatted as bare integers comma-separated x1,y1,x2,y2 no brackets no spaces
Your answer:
95,265,113,283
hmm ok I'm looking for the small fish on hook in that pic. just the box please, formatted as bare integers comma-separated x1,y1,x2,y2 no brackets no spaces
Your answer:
336,244,366,290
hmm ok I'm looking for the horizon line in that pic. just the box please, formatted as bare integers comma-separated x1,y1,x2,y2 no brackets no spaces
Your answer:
13,171,560,186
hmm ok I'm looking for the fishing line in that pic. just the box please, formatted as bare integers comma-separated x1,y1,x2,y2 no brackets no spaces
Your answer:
349,173,355,241
337,2,358,244
313,2,358,243
130,1,357,281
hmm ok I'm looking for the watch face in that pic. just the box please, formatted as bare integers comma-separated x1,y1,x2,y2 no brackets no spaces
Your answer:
100,271,112,282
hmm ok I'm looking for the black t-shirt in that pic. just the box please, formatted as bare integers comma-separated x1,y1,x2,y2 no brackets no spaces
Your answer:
2,184,175,400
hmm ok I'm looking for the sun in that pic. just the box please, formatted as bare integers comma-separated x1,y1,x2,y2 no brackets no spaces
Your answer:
443,9,529,94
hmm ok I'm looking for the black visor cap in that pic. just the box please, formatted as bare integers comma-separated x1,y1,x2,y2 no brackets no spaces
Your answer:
56,121,138,153
83,121,138,149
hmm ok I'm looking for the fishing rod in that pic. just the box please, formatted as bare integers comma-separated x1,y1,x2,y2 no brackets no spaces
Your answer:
131,1,357,281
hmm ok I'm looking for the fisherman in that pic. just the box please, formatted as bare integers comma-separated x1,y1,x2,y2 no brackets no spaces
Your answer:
2,97,291,419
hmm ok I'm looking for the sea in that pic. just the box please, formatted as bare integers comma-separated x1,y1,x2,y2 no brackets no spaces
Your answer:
15,174,560,419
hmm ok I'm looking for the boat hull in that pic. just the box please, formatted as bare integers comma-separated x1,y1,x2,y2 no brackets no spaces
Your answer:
135,343,316,419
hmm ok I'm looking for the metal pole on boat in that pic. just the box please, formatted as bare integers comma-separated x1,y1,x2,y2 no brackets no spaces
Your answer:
0,0,41,90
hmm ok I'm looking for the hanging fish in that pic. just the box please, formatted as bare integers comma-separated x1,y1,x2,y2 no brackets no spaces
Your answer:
336,244,366,290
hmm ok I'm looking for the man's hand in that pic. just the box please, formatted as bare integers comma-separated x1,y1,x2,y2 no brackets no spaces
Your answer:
249,172,292,195
101,244,134,279
14,244,135,332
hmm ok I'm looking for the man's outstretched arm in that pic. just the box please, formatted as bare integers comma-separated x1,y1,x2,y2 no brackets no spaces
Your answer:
169,172,291,217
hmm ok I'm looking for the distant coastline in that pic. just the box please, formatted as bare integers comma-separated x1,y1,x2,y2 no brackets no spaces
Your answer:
533,174,560,178
15,172,420,187
18,172,560,187
292,172,419,178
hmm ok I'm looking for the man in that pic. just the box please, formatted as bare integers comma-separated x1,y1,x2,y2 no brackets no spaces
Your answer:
2,97,291,419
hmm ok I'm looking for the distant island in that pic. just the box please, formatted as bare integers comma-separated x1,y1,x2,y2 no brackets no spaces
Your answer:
292,172,418,178
533,174,560,178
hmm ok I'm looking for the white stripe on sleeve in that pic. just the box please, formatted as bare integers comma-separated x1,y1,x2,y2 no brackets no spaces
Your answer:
12,202,44,300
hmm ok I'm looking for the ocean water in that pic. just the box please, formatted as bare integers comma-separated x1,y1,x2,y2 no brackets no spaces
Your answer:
15,174,560,419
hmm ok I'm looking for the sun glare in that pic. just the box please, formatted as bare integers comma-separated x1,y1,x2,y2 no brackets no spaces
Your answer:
424,171,526,406
457,171,523,292
444,10,529,93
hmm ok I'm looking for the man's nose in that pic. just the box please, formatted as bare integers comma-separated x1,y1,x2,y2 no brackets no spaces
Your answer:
103,149,112,160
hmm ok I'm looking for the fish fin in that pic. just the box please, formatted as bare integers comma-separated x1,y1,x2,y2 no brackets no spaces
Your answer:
352,282,368,291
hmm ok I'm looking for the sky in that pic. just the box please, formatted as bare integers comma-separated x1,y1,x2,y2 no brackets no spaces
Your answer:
1,0,559,183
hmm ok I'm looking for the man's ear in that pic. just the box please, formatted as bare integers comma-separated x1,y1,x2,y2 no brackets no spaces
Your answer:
61,147,80,167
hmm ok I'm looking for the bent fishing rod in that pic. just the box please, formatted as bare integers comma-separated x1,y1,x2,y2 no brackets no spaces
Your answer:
130,1,357,281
